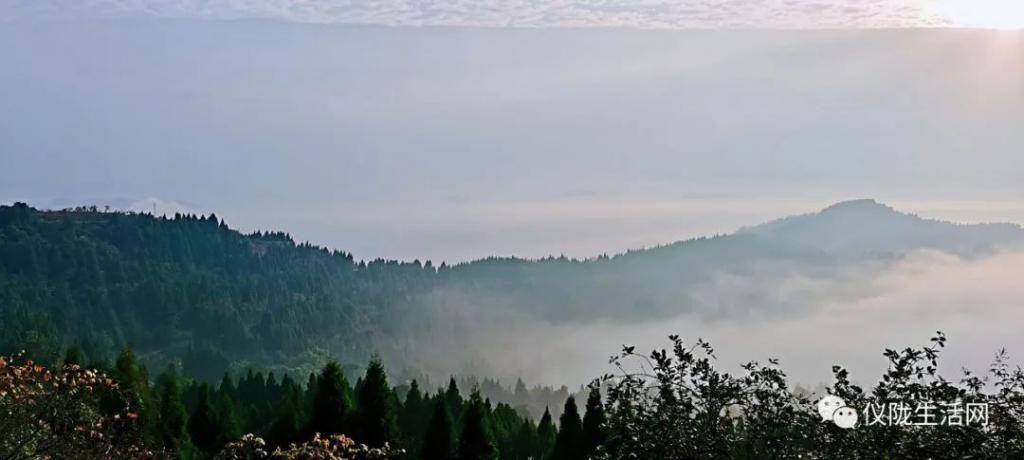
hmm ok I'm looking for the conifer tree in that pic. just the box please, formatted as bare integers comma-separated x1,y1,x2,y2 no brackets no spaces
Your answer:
215,391,243,447
307,361,353,436
156,371,192,453
458,390,496,460
355,358,400,446
513,378,529,406
553,397,584,460
444,378,463,415
536,407,557,460
421,398,458,460
63,346,84,367
402,380,428,451
581,388,607,458
218,371,237,400
188,384,219,453
267,401,302,448
513,420,539,460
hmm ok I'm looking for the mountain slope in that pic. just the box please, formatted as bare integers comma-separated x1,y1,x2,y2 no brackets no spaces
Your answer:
1,199,1021,377
739,199,1024,258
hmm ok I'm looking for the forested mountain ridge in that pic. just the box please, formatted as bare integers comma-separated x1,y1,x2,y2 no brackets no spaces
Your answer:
2,200,1022,382
739,199,1024,258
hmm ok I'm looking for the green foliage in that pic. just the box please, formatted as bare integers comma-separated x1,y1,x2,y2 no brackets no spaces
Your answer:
581,388,607,459
356,358,401,447
421,398,458,460
458,391,497,460
189,384,220,453
552,397,583,460
215,391,244,448
601,332,1024,459
0,354,154,459
307,361,354,437
156,369,193,453
535,408,557,459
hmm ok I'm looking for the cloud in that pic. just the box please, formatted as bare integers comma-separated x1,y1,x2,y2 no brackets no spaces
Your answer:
3,0,955,28
434,246,1024,387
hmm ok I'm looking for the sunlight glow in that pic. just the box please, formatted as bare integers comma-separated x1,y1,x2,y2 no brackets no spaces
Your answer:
928,0,1024,29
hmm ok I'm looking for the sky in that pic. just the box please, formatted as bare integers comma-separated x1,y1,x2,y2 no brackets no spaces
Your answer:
1,3,1023,263
2,1,1024,386
4,0,1024,29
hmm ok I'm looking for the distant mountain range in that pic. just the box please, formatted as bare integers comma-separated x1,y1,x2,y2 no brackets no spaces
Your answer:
1,199,1020,379
739,199,1024,258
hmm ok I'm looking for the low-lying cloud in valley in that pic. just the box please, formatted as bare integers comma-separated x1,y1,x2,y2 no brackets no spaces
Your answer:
432,245,1024,389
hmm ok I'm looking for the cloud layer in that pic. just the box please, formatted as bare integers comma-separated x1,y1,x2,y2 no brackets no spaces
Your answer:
4,0,957,28
460,247,1024,386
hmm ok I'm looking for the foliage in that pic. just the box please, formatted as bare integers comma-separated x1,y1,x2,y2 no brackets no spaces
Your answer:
214,433,403,460
0,353,155,459
602,332,1024,459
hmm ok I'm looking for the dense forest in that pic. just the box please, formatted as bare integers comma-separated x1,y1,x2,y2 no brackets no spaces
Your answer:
4,201,1021,386
4,202,1024,458
6,332,1024,459
2,345,607,459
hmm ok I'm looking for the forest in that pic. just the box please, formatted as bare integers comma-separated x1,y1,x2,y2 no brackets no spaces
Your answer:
5,331,1024,459
5,200,1021,384
4,203,1024,458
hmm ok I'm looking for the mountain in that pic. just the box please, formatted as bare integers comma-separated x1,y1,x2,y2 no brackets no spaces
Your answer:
739,199,1024,258
1,199,1021,379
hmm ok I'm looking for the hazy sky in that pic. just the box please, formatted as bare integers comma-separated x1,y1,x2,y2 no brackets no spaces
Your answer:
5,0,1024,28
1,5,1023,262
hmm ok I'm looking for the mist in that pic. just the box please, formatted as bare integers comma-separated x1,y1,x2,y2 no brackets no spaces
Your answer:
2,20,1022,262
411,245,1024,388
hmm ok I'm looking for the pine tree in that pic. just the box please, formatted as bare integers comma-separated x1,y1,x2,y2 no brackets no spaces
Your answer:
581,388,607,458
536,407,557,459
402,380,428,451
458,390,496,460
513,420,539,460
444,378,463,415
215,391,243,447
189,384,219,453
112,349,157,441
513,378,529,406
267,401,302,448
421,398,457,460
63,345,84,367
553,397,584,460
355,358,400,446
307,361,353,437
267,375,305,448
218,371,237,400
156,371,192,452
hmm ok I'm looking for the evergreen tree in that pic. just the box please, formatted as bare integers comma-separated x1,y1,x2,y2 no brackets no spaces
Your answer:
444,378,463,413
267,401,302,448
401,380,428,452
513,420,539,460
536,408,557,460
306,361,353,436
267,375,305,448
215,391,244,447
63,346,84,367
355,358,400,446
218,371,237,400
188,384,219,453
112,349,157,441
553,397,584,460
581,388,607,458
421,398,457,460
155,371,192,453
458,390,496,460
